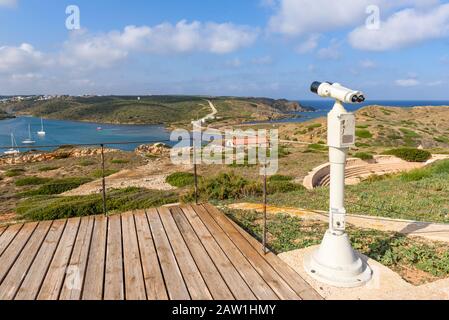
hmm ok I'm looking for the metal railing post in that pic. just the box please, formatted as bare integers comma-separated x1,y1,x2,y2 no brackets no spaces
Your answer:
100,144,107,216
262,163,268,255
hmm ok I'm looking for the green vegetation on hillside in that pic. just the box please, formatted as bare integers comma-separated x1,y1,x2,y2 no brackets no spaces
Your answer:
166,172,196,188
385,148,431,162
225,209,449,285
237,160,449,223
17,187,179,221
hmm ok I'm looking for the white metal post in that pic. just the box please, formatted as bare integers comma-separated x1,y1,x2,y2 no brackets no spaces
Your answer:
304,100,372,288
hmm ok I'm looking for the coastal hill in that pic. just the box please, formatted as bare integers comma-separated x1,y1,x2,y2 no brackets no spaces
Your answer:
0,95,313,126
279,105,449,150
0,109,14,120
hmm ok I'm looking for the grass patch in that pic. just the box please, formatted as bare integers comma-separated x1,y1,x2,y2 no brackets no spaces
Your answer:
224,209,449,285
79,159,96,167
110,159,129,164
353,152,374,161
91,169,119,178
268,175,294,182
307,123,322,131
15,176,51,187
21,177,93,196
400,128,421,138
17,187,179,221
355,129,373,139
5,168,25,177
38,166,60,172
166,172,196,188
384,148,431,162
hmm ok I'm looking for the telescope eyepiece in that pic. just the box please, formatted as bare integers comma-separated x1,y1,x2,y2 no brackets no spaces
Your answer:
310,81,322,94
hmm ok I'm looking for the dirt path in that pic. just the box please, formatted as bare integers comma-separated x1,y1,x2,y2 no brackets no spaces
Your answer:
63,159,192,196
227,203,449,243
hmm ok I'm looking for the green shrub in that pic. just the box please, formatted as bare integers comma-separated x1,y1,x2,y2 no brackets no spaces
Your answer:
400,169,432,182
17,187,179,221
15,177,51,187
267,181,304,194
5,168,25,177
400,128,420,138
356,125,369,129
268,175,294,182
22,177,93,196
38,166,60,172
354,152,374,161
307,123,322,131
307,144,327,152
355,129,373,139
91,169,119,178
166,172,196,188
79,159,96,167
183,172,261,202
384,148,431,162
110,159,129,164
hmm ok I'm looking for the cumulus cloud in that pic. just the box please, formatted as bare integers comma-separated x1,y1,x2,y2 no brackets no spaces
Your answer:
395,78,420,87
349,4,449,51
268,0,443,36
317,39,342,60
296,34,320,53
59,21,258,69
0,43,49,74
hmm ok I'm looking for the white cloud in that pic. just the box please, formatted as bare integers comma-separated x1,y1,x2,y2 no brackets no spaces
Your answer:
268,0,376,36
0,0,17,7
296,34,320,53
360,59,377,68
225,58,242,68
349,4,449,51
252,55,273,65
59,21,258,69
395,78,420,87
0,43,49,74
317,39,341,60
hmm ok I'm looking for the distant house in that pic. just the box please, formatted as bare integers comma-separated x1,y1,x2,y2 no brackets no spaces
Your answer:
226,136,269,148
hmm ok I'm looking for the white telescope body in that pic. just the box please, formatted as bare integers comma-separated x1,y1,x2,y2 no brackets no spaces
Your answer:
304,81,372,288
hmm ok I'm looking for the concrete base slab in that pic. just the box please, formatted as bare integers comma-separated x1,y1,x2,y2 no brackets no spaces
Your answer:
279,246,449,300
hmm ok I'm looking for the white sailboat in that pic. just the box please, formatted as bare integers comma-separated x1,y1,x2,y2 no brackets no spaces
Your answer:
37,117,46,136
4,133,20,155
22,124,36,145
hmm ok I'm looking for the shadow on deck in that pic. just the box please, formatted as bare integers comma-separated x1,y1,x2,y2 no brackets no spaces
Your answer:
0,204,321,300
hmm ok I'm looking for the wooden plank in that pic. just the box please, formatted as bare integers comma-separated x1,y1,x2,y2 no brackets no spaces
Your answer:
171,207,234,300
122,212,146,300
82,215,107,300
216,205,322,300
0,221,52,300
37,218,80,300
0,222,38,285
147,208,190,300
38,218,80,300
134,210,168,300
0,224,23,257
201,204,301,300
158,207,212,300
59,216,94,300
181,206,256,300
104,214,124,300
15,220,66,300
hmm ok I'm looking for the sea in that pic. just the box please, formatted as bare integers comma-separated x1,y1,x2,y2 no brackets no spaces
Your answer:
1,100,448,152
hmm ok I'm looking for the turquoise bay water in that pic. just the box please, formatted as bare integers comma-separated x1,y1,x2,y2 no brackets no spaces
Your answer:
0,117,171,152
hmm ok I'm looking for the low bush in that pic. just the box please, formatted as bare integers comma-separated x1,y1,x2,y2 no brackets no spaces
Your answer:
354,152,374,161
355,129,373,139
15,176,51,187
5,168,25,177
268,175,293,182
267,180,304,194
384,148,431,162
38,166,60,172
110,159,129,164
17,187,179,221
166,172,196,188
91,169,119,178
21,177,93,196
79,159,96,167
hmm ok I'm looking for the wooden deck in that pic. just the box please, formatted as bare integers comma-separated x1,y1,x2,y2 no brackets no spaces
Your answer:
0,204,320,300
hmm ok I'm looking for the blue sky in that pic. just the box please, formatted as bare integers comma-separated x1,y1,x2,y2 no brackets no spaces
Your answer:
0,0,449,100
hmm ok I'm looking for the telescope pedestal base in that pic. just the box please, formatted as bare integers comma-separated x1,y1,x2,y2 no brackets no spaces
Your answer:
304,230,372,288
